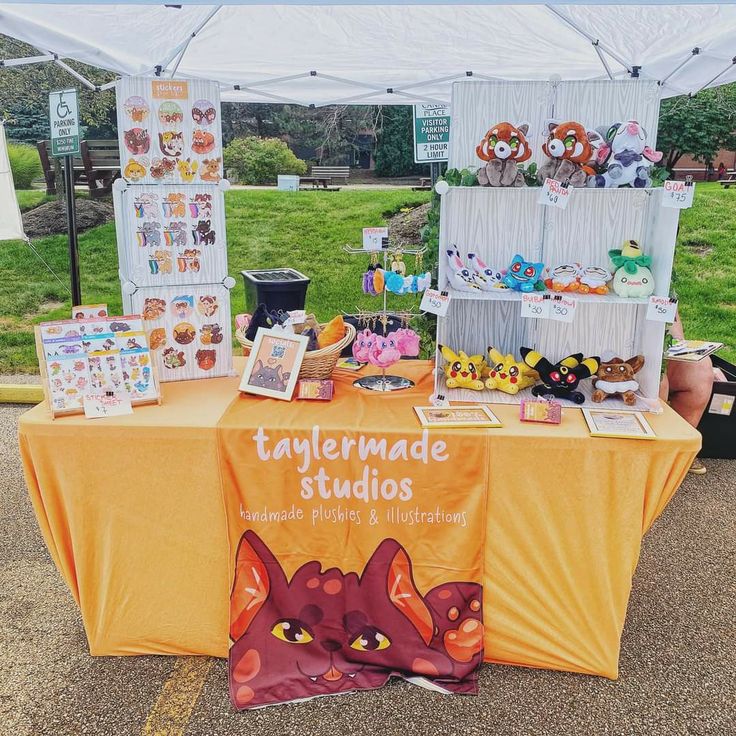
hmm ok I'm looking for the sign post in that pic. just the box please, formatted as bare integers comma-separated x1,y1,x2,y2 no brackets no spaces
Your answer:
413,104,450,184
49,88,82,306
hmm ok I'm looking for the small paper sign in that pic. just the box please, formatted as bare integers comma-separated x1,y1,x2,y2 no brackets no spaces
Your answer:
662,180,695,209
363,227,389,251
430,393,451,408
285,309,306,326
83,393,133,419
549,295,576,323
646,295,678,322
421,288,451,317
708,393,734,416
538,178,572,210
520,292,550,319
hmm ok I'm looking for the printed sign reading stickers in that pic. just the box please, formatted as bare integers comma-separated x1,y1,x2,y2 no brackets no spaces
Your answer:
151,80,189,100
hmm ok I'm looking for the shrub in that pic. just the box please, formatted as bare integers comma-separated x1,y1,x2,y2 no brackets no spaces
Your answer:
223,136,307,185
8,142,42,189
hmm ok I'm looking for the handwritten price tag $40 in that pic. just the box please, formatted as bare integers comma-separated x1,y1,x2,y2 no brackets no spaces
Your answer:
538,178,572,210
420,288,451,317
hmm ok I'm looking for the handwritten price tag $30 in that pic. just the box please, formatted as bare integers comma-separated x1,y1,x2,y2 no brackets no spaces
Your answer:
420,288,451,317
538,178,572,210
520,292,550,319
549,295,577,323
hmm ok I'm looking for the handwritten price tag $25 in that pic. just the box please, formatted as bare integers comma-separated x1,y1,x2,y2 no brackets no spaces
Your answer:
662,180,694,209
520,293,550,319
538,178,572,210
420,288,451,317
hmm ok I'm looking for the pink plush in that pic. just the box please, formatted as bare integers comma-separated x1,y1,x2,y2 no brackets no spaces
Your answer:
352,329,376,363
369,335,402,368
394,328,420,357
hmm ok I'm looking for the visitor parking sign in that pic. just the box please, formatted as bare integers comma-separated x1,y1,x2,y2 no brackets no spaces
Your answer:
413,104,450,163
49,89,80,157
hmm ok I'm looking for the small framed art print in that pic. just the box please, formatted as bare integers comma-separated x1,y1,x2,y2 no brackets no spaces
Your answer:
239,328,309,401
582,408,656,440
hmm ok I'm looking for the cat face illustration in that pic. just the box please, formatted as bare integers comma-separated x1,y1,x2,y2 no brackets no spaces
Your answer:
248,361,289,392
229,532,483,709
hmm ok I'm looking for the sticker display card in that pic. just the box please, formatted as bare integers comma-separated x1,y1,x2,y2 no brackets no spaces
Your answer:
131,284,233,381
116,76,223,186
114,184,228,287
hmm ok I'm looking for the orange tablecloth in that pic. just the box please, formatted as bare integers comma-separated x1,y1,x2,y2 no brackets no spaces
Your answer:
18,359,700,676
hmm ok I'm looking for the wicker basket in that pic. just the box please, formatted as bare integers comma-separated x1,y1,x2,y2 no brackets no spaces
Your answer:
235,322,356,380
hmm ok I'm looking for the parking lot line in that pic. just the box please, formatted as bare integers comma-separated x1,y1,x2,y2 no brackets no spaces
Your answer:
141,657,214,736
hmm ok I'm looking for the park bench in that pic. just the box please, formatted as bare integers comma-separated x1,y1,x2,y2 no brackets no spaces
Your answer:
412,176,432,191
300,165,350,190
37,139,120,198
718,170,736,189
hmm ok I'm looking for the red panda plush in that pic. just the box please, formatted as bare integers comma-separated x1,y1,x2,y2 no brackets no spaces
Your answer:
538,120,601,187
476,122,531,187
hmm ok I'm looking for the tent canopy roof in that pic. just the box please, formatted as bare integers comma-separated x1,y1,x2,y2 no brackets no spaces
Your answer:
1,2,735,104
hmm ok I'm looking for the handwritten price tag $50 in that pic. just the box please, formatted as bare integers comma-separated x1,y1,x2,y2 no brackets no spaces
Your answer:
420,288,451,317
646,295,678,322
538,178,572,210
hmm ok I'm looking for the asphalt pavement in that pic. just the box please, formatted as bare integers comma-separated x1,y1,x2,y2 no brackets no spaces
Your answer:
1,399,733,736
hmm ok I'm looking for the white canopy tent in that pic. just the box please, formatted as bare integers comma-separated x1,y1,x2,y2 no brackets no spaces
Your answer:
1,2,736,105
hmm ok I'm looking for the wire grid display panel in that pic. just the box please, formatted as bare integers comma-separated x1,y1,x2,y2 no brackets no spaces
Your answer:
114,183,228,288
437,79,679,410
447,79,660,171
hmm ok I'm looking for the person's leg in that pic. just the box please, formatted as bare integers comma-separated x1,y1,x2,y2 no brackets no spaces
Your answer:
666,356,714,428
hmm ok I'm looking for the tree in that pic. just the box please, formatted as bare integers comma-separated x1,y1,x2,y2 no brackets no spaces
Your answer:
658,83,736,171
374,106,426,178
0,34,117,144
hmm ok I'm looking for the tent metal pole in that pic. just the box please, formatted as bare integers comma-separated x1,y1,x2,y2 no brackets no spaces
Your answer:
545,4,632,74
228,86,301,104
313,73,385,93
692,57,736,95
239,72,313,89
660,48,700,86
391,90,447,105
0,54,54,68
53,58,96,90
592,42,614,80
157,4,223,73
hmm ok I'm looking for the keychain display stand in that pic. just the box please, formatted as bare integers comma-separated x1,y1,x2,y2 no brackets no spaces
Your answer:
435,79,681,412
344,244,427,392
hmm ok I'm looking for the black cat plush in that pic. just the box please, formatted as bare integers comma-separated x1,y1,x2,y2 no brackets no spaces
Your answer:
520,348,600,404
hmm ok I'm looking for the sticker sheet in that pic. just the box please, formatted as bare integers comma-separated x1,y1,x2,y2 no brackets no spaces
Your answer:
130,284,233,381
38,316,159,415
114,184,227,287
116,76,223,186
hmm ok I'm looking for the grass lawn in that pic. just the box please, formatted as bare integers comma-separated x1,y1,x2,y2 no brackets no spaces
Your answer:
1,184,734,373
0,189,429,372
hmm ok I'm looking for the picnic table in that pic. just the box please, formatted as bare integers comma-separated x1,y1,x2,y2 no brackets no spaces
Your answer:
299,165,350,190
718,170,736,188
37,139,120,198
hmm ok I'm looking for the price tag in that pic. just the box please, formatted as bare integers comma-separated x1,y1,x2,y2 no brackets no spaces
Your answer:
363,227,389,251
420,288,451,317
430,393,451,408
83,393,133,419
662,180,695,209
538,178,572,210
520,292,550,319
549,295,576,323
646,295,678,322
285,309,306,326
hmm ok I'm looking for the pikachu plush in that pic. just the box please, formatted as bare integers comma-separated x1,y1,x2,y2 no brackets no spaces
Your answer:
485,347,538,394
439,345,487,391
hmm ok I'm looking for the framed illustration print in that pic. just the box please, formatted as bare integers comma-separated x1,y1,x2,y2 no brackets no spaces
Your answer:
239,328,309,401
413,405,502,429
582,408,656,439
